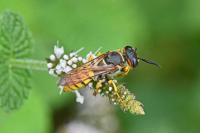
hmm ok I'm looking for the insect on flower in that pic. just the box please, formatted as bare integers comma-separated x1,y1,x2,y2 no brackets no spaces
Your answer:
47,44,159,115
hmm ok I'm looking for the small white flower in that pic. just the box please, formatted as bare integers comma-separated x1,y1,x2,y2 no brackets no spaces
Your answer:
63,54,69,60
74,90,84,104
49,69,55,75
56,64,62,70
78,57,82,61
47,63,53,68
88,82,93,88
113,80,117,83
114,102,117,105
59,86,64,95
71,57,78,63
72,64,77,68
109,87,113,91
70,52,75,57
63,66,72,73
102,79,106,82
60,59,66,68
82,59,87,63
98,89,102,93
112,98,115,102
54,45,64,58
67,60,73,65
56,69,62,75
124,92,127,95
49,54,56,61
106,91,109,94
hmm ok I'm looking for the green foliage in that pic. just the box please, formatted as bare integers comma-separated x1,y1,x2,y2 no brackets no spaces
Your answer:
0,11,33,111
0,0,199,132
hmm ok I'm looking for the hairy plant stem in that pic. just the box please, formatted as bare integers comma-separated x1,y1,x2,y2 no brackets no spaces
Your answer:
10,59,47,71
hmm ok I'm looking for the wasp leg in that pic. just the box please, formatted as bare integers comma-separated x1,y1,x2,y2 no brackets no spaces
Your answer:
93,80,103,96
108,80,118,92
108,80,122,100
116,65,130,78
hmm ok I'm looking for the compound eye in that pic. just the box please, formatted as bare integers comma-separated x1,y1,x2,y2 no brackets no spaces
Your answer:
124,46,138,67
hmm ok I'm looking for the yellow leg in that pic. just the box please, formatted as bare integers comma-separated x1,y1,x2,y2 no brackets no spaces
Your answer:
108,80,118,92
108,80,124,103
93,80,103,96
116,66,130,77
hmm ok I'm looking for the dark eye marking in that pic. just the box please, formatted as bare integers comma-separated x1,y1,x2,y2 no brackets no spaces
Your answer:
104,52,123,65
124,46,138,67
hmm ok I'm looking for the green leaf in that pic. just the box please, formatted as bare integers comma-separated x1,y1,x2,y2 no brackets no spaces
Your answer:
0,11,33,111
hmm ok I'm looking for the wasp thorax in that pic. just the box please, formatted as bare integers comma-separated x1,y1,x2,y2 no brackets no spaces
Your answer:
104,51,124,66
124,46,138,67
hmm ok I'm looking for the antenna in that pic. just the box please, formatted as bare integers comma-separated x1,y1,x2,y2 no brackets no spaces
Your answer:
138,57,160,68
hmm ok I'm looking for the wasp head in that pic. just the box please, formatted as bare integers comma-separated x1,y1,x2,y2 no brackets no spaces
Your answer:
124,45,160,68
124,46,139,68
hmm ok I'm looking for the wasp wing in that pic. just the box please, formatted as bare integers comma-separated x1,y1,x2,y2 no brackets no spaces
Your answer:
59,65,117,86
59,53,117,86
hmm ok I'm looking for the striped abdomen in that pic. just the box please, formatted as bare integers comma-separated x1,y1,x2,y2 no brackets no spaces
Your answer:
59,68,94,92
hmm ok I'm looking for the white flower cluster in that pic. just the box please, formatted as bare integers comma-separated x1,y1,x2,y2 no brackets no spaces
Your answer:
47,44,101,104
47,45,85,76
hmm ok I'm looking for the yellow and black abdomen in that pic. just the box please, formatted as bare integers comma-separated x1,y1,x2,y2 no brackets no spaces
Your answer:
59,69,94,92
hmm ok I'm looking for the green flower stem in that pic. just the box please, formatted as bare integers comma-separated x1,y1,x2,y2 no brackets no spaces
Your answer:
10,59,47,71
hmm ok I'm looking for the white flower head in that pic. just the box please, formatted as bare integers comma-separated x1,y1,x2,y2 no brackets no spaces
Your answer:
74,90,84,104
63,66,72,73
78,56,83,61
63,54,69,60
82,58,87,63
49,69,55,75
56,64,62,70
88,82,93,88
72,64,77,68
56,69,62,75
70,52,75,57
67,60,73,65
60,59,67,68
49,54,56,61
54,45,64,58
47,63,53,68
109,87,113,91
71,57,78,63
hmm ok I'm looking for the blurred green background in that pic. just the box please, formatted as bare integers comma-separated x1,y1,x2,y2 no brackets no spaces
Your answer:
0,0,200,133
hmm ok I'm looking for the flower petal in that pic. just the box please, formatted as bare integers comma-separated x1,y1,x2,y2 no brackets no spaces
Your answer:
74,90,84,104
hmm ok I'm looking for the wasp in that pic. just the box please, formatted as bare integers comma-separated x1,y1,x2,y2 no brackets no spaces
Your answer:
59,46,159,93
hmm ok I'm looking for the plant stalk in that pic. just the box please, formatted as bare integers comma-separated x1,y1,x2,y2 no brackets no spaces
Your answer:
10,59,47,71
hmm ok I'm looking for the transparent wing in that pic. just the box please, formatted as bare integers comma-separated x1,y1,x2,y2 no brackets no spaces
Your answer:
59,53,118,86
